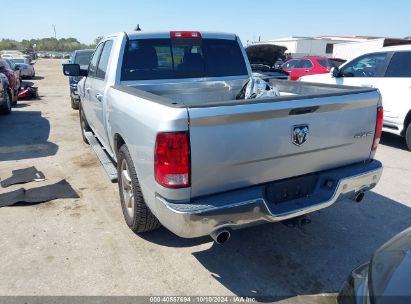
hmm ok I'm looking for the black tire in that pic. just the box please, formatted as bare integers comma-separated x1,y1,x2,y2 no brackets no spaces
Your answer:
71,97,79,110
405,123,411,151
117,144,161,233
0,90,12,115
11,90,17,106
79,103,91,144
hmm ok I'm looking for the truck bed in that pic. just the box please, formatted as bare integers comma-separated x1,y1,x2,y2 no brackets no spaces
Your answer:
114,80,380,198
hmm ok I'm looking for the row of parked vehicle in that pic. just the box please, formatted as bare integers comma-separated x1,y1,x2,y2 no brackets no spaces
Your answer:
37,51,71,59
0,51,39,115
0,50,36,80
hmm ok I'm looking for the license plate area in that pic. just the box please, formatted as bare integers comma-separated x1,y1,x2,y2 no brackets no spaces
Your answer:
265,174,318,205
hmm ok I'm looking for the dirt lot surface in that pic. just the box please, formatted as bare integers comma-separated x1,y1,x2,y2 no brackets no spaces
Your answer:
1,59,410,303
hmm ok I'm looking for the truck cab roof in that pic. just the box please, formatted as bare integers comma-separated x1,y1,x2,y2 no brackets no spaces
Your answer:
122,31,238,41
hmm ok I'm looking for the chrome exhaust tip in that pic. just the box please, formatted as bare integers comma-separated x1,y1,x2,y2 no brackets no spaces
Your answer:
210,229,231,244
352,191,365,203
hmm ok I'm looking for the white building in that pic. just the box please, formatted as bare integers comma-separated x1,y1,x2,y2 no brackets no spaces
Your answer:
254,36,411,60
254,36,369,58
333,38,411,61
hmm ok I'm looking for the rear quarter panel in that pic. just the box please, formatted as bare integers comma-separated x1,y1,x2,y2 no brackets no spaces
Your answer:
106,87,191,215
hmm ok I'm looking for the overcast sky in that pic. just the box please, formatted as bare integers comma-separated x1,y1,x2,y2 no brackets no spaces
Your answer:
1,0,410,44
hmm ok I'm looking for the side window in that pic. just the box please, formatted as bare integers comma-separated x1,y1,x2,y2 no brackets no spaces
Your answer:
96,40,114,79
283,60,299,69
340,52,388,78
385,52,411,77
88,43,104,78
297,59,313,68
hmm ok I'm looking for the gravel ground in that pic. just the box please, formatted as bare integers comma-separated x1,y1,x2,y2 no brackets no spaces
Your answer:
0,59,410,303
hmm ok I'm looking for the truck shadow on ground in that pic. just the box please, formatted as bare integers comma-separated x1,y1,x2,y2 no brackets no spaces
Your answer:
380,132,408,151
143,191,411,301
0,110,58,161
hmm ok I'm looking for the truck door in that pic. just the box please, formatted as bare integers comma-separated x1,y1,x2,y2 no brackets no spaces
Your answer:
89,40,114,148
83,43,103,134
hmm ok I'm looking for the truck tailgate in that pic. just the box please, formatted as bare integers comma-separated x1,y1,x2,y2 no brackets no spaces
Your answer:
188,91,380,198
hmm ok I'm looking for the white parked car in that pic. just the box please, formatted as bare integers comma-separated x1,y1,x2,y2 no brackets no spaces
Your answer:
300,45,411,150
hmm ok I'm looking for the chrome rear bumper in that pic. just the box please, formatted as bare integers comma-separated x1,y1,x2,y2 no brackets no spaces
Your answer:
153,160,383,238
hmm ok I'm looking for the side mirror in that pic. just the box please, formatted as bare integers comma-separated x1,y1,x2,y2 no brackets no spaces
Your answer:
63,64,88,77
331,67,341,78
14,66,20,71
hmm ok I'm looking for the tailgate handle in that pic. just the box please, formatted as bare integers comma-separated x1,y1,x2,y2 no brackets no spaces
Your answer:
289,106,319,115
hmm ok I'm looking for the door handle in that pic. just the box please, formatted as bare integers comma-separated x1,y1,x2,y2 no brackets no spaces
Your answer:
85,87,91,93
95,94,103,102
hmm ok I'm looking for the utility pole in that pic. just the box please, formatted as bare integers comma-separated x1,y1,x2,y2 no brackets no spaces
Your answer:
52,24,57,38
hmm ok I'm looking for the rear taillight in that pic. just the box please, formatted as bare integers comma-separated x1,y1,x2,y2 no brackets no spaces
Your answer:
372,106,383,150
154,132,190,188
170,31,201,38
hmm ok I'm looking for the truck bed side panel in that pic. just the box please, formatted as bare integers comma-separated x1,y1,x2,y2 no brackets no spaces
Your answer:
106,87,191,205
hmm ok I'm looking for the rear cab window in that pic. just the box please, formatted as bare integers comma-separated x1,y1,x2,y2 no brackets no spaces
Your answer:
121,38,248,81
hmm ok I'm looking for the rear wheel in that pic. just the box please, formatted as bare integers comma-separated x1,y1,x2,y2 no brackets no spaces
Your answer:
79,103,91,144
0,90,12,115
405,124,411,151
117,144,161,233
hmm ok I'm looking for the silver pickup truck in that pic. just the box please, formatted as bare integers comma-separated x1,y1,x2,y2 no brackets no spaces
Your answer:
63,31,383,243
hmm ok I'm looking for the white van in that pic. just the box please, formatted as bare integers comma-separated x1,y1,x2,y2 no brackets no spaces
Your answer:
300,45,411,150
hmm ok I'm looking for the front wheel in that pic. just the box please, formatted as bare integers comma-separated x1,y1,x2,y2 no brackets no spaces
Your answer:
79,103,91,144
117,144,161,233
71,97,79,110
405,124,411,151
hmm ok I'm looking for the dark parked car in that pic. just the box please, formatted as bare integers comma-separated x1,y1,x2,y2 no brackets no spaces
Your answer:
0,59,20,105
67,49,94,109
0,72,11,114
250,63,290,80
338,227,411,304
246,44,289,80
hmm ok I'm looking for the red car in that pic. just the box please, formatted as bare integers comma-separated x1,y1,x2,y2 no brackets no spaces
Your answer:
281,56,337,81
0,59,20,105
